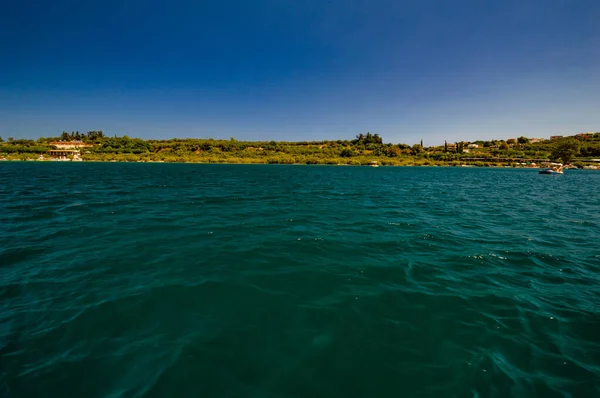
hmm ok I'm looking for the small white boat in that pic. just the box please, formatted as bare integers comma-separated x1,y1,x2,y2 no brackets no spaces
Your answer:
539,163,563,174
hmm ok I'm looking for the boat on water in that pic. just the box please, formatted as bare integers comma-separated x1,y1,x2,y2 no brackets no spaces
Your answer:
539,163,564,174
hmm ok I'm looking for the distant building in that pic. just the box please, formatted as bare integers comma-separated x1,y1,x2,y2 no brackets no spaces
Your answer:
529,138,544,143
467,144,479,148
576,133,594,139
549,136,563,140
47,149,82,160
49,141,93,149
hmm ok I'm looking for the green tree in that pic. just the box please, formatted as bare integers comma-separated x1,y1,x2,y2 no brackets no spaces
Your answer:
410,144,423,155
500,142,509,150
86,130,105,141
354,132,383,145
517,136,529,144
0,136,3,142
507,138,516,145
551,138,579,164
384,146,401,157
340,148,354,157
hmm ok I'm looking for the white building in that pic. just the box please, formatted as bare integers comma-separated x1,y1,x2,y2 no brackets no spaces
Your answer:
49,141,93,149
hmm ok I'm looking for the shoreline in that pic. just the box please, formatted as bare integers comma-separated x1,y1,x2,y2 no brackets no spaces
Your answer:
2,158,596,169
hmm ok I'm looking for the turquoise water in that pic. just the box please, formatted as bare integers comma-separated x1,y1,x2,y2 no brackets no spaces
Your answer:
1,163,599,397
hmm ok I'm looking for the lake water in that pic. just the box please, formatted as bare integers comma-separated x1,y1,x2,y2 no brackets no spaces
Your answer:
1,163,599,397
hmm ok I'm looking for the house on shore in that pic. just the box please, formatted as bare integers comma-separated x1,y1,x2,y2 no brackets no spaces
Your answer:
46,141,90,160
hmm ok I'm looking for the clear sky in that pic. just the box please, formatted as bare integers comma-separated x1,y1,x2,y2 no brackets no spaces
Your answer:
1,0,599,145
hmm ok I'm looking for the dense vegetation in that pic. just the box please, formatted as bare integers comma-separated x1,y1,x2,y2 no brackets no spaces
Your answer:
1,131,600,167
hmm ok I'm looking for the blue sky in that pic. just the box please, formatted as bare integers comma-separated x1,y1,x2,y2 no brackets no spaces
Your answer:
1,0,599,144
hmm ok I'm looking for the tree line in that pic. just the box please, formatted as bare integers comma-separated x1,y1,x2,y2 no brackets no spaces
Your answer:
1,131,600,165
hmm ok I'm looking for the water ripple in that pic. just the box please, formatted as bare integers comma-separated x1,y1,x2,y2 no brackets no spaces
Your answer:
1,163,599,397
